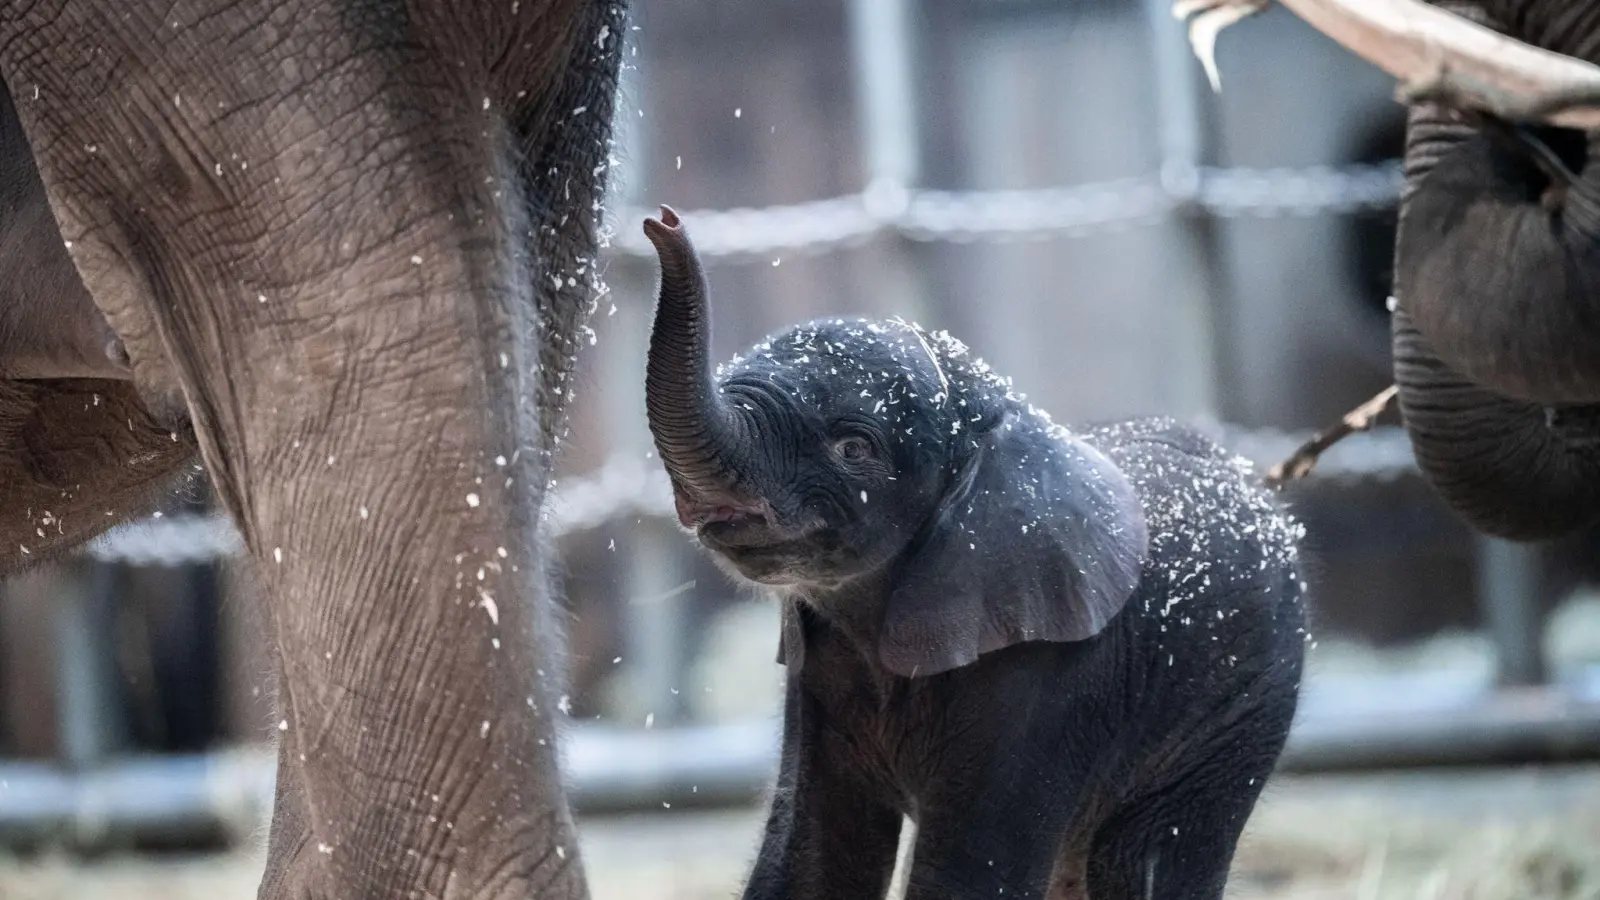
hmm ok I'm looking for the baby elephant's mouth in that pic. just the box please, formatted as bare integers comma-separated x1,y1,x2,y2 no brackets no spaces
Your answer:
672,487,770,530
673,487,822,554
699,515,794,549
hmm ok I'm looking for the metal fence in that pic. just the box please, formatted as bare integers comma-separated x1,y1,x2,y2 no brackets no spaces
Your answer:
4,0,1600,848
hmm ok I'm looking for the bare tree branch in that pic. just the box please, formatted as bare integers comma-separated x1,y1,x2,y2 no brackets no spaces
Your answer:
1173,0,1600,128
1264,385,1399,491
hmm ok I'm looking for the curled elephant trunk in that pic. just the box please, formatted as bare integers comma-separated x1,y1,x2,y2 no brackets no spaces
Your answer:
642,206,752,523
1393,307,1600,541
1391,2,1600,407
1396,109,1600,406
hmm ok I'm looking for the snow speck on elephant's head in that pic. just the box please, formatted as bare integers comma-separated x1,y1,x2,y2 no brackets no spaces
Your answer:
714,315,1026,447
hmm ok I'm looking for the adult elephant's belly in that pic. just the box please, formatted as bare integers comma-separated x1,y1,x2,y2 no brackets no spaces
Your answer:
0,78,193,574
0,83,129,381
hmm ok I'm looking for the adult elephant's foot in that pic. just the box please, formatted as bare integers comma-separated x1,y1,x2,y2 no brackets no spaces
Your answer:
254,690,588,900
258,736,587,899
264,848,586,900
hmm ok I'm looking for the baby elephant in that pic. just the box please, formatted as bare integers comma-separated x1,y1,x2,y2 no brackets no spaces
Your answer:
641,206,1307,900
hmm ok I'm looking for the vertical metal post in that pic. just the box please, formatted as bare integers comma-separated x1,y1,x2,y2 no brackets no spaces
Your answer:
610,28,649,217
848,0,936,324
605,294,695,728
51,561,123,769
850,0,921,195
604,48,694,726
1138,0,1229,421
1473,535,1547,688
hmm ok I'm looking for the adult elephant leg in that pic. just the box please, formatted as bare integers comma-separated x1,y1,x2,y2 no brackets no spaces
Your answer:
1393,309,1600,541
0,2,624,898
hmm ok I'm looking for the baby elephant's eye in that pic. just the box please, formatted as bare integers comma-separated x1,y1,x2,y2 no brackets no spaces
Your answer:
832,436,873,462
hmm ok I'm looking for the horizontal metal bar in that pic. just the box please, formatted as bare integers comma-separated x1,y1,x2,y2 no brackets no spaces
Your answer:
563,721,778,812
597,163,1402,260
1284,681,1600,771
6,674,1600,846
0,748,273,845
0,725,778,845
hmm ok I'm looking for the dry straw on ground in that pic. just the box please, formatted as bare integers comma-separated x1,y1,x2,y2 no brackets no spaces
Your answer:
7,765,1600,900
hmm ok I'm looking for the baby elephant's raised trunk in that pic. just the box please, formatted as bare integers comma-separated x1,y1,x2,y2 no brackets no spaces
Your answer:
642,206,752,524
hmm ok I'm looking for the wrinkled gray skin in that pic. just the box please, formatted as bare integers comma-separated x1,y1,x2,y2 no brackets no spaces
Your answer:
0,84,128,380
0,2,624,898
642,209,1308,900
1392,1,1600,541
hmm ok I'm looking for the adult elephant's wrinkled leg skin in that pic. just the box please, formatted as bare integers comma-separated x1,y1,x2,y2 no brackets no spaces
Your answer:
0,2,625,898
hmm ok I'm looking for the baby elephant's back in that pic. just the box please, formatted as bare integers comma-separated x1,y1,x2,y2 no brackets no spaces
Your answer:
1084,417,1304,599
1082,417,1308,665
1080,417,1308,779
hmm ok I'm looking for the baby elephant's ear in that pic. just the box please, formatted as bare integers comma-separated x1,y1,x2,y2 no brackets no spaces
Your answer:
879,415,1149,677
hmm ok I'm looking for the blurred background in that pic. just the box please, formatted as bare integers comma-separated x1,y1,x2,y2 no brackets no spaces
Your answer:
7,0,1600,897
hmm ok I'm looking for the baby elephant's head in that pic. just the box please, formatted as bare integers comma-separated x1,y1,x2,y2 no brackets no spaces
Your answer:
640,206,993,588
642,207,1150,674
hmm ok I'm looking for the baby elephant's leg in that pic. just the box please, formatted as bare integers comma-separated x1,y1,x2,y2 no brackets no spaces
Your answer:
901,789,1076,900
1085,739,1282,900
741,679,903,900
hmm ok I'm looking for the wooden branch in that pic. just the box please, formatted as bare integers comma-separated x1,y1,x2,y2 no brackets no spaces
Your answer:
1173,0,1270,92
1264,385,1399,491
1174,0,1600,128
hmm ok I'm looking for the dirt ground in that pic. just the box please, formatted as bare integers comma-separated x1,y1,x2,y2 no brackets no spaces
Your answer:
4,764,1600,900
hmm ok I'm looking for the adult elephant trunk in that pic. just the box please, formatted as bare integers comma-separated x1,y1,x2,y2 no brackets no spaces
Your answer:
642,207,750,515
1395,114,1600,406
1393,307,1600,541
1392,2,1600,406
